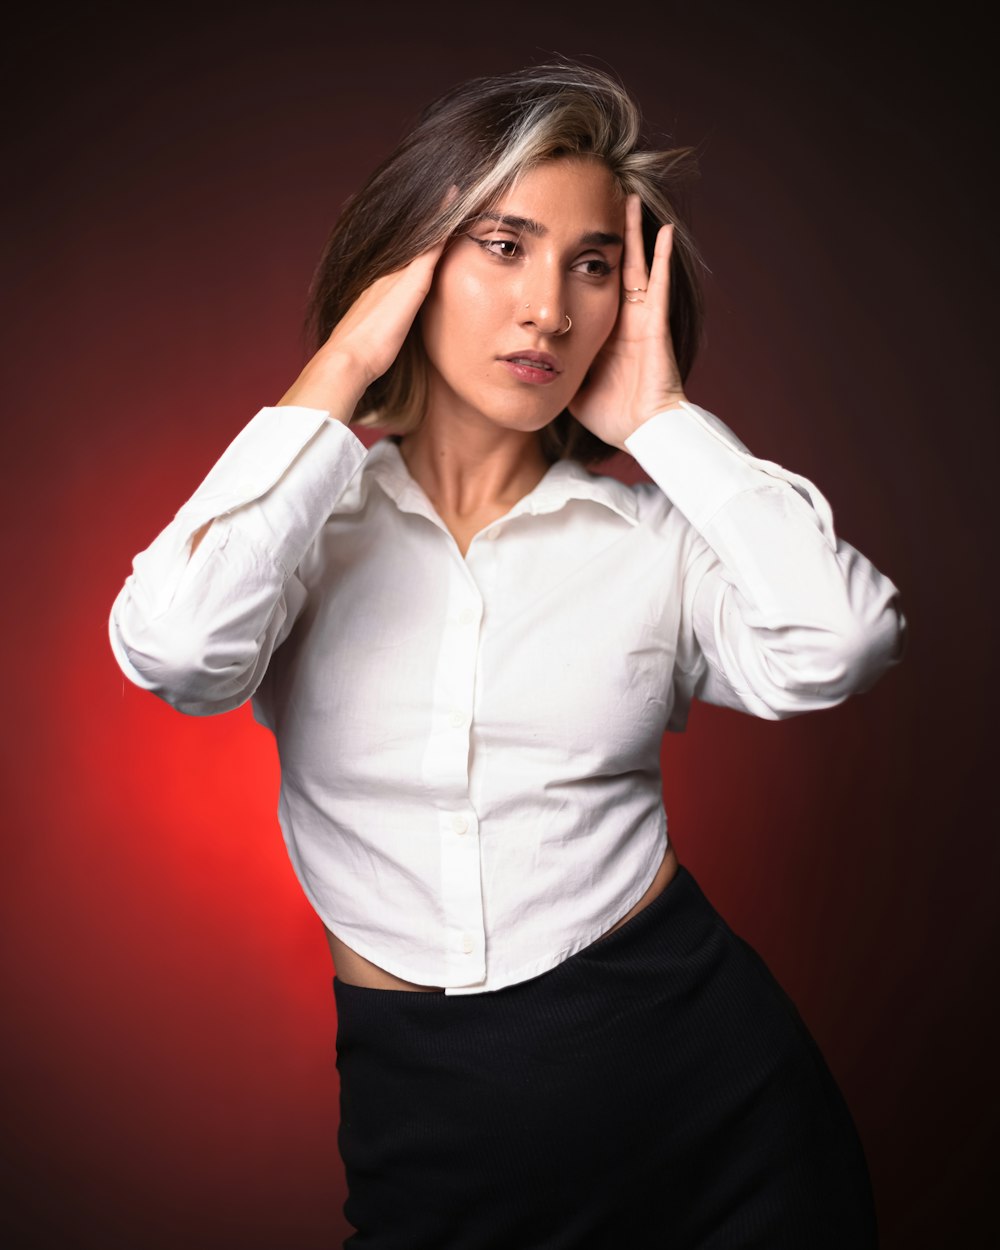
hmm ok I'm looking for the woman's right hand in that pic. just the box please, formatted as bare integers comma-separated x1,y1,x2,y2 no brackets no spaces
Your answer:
277,235,451,413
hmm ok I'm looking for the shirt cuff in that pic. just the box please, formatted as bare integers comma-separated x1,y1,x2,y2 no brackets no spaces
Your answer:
623,400,835,544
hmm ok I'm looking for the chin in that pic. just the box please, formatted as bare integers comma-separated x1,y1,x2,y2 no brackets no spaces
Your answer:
487,388,574,432
430,372,572,433
491,406,564,435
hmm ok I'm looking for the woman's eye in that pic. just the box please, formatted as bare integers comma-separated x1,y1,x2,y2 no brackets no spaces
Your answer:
470,237,615,276
576,258,614,278
472,236,520,259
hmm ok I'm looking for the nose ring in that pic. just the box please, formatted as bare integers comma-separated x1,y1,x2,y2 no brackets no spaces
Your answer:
523,304,572,335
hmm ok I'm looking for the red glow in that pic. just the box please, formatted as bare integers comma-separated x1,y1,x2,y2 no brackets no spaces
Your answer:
3,7,994,1249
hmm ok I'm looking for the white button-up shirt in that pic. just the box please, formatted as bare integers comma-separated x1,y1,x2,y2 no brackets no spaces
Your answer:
108,401,905,994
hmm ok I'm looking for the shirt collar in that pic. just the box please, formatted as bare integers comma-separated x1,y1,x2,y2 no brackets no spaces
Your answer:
360,436,639,528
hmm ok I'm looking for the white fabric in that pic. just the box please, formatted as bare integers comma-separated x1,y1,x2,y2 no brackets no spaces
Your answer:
109,401,906,994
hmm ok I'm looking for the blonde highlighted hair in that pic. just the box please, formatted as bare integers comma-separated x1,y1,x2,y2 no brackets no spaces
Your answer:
307,60,705,465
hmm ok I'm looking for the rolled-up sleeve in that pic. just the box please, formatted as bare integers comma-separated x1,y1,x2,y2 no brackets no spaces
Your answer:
109,406,369,716
624,400,907,725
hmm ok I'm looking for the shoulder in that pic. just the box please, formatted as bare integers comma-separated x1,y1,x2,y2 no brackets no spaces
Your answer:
581,467,711,578
578,462,688,536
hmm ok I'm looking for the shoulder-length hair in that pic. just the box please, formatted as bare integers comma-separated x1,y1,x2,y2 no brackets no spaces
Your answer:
306,60,706,466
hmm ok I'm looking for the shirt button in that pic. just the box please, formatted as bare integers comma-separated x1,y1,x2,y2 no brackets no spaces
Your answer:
449,709,466,727
461,934,474,954
451,815,469,835
458,607,476,625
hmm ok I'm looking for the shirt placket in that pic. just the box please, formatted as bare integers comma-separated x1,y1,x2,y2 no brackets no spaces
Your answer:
417,542,488,984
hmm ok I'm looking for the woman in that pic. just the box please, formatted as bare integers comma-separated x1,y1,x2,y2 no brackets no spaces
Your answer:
109,62,905,1247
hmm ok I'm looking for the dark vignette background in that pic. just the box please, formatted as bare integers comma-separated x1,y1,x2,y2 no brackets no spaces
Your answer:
2,1,996,1246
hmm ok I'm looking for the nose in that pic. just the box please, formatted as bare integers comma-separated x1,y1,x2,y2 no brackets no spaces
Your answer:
518,266,567,337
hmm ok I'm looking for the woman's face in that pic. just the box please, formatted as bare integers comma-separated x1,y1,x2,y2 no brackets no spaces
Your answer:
419,157,626,435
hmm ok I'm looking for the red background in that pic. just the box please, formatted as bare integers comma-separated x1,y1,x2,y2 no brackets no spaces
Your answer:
3,2,995,1246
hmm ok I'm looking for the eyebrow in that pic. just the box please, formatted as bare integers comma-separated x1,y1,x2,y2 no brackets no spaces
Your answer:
471,212,623,249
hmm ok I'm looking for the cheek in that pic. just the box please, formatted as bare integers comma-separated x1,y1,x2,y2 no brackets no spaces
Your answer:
596,289,621,340
576,293,621,367
423,264,496,354
449,267,500,328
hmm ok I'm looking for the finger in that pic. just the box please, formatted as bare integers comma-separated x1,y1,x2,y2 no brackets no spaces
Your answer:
389,186,460,279
435,183,461,245
621,193,649,297
414,233,450,265
390,232,450,296
645,223,673,321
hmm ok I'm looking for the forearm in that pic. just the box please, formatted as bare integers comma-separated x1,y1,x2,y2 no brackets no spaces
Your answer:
626,401,906,719
109,385,369,715
111,225,451,712
190,356,366,557
688,490,905,717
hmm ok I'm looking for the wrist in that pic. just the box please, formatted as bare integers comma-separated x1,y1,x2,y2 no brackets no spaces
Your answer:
621,395,689,450
277,350,371,417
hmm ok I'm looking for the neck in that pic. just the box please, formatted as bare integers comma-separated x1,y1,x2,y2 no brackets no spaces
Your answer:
398,409,549,518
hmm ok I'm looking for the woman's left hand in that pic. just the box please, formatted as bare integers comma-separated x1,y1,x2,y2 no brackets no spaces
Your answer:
568,193,688,451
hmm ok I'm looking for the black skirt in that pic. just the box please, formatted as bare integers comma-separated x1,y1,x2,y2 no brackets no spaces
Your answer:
332,865,877,1248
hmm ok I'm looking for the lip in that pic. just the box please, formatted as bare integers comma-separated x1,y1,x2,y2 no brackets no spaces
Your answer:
498,350,563,387
498,349,562,373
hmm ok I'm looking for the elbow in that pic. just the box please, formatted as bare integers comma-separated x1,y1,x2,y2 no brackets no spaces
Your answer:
713,551,907,720
110,609,258,717
763,599,907,715
834,595,907,695
143,645,257,716
809,550,907,700
108,523,290,716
